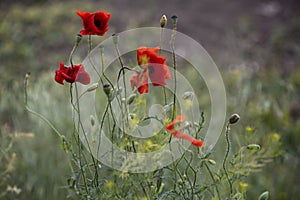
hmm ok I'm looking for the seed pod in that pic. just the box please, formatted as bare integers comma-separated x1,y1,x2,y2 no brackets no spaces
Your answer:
229,113,240,124
160,15,167,28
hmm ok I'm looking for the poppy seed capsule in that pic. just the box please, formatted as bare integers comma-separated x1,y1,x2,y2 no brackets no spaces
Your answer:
160,15,167,28
229,113,240,124
103,84,111,97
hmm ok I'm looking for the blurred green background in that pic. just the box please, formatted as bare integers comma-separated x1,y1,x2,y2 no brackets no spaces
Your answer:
0,0,299,199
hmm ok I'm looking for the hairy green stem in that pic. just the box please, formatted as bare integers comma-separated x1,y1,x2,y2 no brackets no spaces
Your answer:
204,161,221,200
222,123,233,195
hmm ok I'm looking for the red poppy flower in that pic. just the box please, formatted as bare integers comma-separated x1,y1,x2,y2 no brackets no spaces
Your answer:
55,62,90,85
130,47,172,94
130,70,149,94
166,115,205,147
76,10,110,36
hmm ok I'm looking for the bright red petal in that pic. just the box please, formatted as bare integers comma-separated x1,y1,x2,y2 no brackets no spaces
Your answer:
130,71,149,94
191,139,204,147
166,115,185,130
76,65,90,85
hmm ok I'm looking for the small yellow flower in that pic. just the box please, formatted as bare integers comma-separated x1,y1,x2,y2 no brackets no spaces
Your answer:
245,126,254,133
239,182,249,193
104,181,114,189
271,133,280,141
184,99,193,108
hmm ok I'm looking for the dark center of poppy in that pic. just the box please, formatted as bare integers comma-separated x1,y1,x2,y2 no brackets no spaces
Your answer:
94,18,101,28
148,66,155,74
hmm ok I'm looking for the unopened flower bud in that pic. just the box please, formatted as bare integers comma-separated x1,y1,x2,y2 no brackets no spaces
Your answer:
247,144,261,151
229,113,240,124
171,15,178,25
182,91,194,100
127,93,137,105
207,159,216,165
258,191,269,200
25,72,31,79
103,84,111,97
112,33,119,45
87,83,99,92
90,115,95,126
121,98,126,104
115,86,123,95
177,179,183,185
76,34,82,44
160,15,167,28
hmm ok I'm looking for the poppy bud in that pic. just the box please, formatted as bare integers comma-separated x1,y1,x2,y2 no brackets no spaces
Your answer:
176,179,183,185
207,159,216,165
76,34,82,44
182,91,194,100
247,144,261,151
258,191,269,200
229,113,240,124
127,93,137,105
25,72,31,80
103,84,111,97
90,115,95,126
87,83,99,92
171,15,178,25
160,15,167,28
115,86,123,95
121,98,126,104
112,33,119,45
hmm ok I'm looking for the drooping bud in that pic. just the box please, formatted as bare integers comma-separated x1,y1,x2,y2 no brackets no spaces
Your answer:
229,113,240,124
246,144,261,151
87,83,99,92
127,93,137,105
258,191,269,200
160,15,167,28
